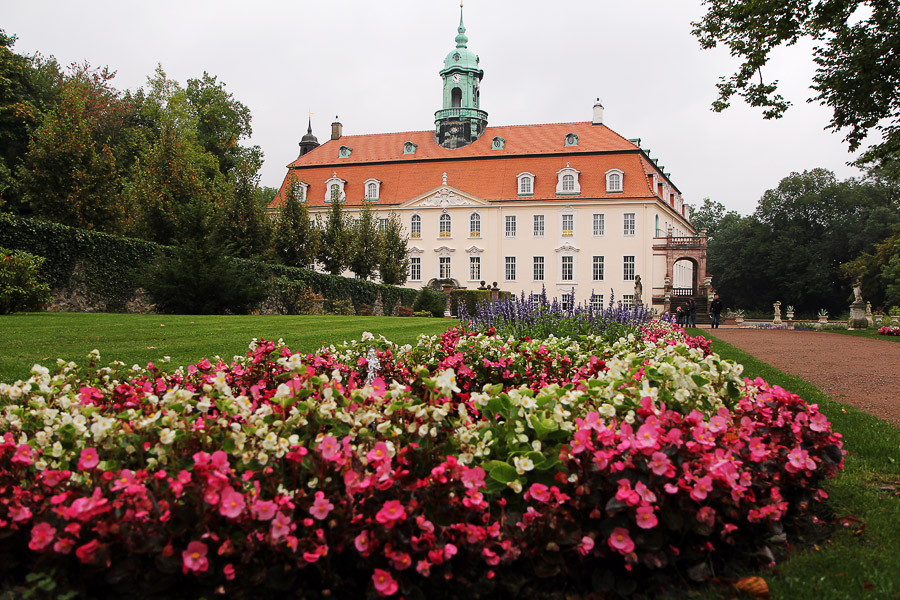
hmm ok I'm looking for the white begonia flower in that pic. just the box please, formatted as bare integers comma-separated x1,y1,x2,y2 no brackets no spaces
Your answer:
513,455,535,474
159,428,176,445
507,480,523,493
273,383,292,400
599,403,617,418
31,364,49,377
434,368,461,396
361,331,375,342
521,396,537,409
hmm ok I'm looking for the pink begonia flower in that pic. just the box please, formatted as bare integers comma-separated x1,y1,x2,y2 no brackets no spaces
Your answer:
271,512,292,539
747,437,767,461
192,451,211,468
634,423,659,449
354,530,372,554
786,447,817,472
444,543,458,558
210,451,230,471
366,442,390,464
318,435,341,461
182,541,209,573
648,451,671,476
252,499,277,521
224,564,236,581
75,539,102,564
219,486,246,519
53,538,75,554
708,415,728,434
577,535,595,556
608,528,635,554
29,522,56,551
416,559,432,577
461,466,486,490
376,500,407,527
9,505,32,522
691,476,714,502
570,428,592,454
372,569,399,597
697,506,716,527
78,448,99,470
390,551,412,570
634,481,657,503
111,470,136,492
526,483,551,503
12,444,34,465
309,491,334,520
636,505,658,529
810,411,829,432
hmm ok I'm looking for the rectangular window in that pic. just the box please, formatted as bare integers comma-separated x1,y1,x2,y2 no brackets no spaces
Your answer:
593,213,605,236
470,214,481,237
377,218,388,232
533,256,544,281
592,256,605,281
469,256,481,281
590,294,604,311
533,214,545,237
505,215,517,237
623,294,634,309
623,255,635,281
439,256,451,279
505,256,516,281
562,214,574,237
623,212,635,236
561,256,574,281
410,257,421,281
561,293,573,312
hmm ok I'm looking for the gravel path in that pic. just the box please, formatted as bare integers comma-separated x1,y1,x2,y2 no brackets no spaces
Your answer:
707,328,900,427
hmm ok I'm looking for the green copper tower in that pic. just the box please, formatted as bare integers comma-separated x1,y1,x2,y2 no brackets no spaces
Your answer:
435,5,487,149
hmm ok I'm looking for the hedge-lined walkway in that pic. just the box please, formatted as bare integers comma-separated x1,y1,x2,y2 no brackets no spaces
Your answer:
707,328,900,427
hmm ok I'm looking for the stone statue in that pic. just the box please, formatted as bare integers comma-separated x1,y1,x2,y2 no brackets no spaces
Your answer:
773,301,782,325
633,275,643,305
853,279,864,304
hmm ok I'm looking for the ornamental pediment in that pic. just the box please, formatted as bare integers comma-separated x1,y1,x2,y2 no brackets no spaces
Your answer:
401,186,490,209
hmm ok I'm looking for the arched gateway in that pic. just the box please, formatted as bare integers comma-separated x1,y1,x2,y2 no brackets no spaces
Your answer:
652,229,713,317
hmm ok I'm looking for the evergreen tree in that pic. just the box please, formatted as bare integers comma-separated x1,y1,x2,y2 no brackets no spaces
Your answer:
348,201,381,280
317,187,351,275
378,212,410,285
274,173,318,268
216,160,273,260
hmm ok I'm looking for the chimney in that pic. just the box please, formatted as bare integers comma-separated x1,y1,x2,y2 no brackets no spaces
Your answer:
592,98,604,125
331,116,342,140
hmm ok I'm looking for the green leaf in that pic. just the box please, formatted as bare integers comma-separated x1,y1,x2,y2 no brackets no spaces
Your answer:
485,461,518,484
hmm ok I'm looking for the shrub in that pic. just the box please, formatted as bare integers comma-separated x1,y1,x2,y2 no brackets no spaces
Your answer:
359,303,374,316
413,310,433,317
397,305,414,317
327,298,355,316
0,248,52,314
271,277,324,315
448,289,491,317
413,287,447,317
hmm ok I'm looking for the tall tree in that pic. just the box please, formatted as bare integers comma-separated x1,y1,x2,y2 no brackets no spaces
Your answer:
378,212,410,286
348,201,382,280
317,188,351,275
274,173,318,268
692,1,900,178
216,160,273,260
689,197,737,241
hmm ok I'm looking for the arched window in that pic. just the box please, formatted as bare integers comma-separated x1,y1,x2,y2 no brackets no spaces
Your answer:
608,173,622,192
410,214,421,239
562,174,575,191
451,87,462,108
440,213,452,238
329,184,340,201
469,213,480,237
367,182,377,198
555,164,581,195
520,176,532,195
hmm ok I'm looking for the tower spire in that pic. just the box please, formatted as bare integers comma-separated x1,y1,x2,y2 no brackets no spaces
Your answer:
455,3,468,48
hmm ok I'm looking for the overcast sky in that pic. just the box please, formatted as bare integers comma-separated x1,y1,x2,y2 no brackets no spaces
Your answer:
5,0,866,215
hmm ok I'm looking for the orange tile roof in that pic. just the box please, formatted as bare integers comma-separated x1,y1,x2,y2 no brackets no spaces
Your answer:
269,121,684,214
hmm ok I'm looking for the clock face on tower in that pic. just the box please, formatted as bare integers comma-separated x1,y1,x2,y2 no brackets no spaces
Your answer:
452,73,461,83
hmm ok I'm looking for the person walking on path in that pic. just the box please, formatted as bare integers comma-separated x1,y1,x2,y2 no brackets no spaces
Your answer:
709,293,723,329
687,297,697,328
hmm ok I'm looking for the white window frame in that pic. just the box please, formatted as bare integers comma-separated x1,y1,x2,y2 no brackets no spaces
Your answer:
377,218,388,233
605,169,624,193
592,213,605,236
533,214,545,237
590,294,604,311
469,256,481,281
623,212,636,237
561,255,574,282
533,256,544,282
410,257,421,281
410,214,421,239
623,255,635,281
324,174,346,203
517,172,535,196
505,256,516,281
439,256,452,279
364,178,382,200
623,295,635,309
469,212,481,237
505,215,517,237
561,213,574,237
555,165,581,195
291,180,309,204
592,255,604,281
439,212,452,238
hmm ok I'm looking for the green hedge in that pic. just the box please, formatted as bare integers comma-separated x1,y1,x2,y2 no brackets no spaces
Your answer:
0,214,417,314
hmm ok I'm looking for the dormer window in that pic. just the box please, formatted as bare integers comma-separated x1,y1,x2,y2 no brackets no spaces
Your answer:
364,178,381,200
404,141,417,155
556,164,581,195
338,145,352,158
324,173,346,203
564,133,578,147
605,169,624,193
492,136,505,150
517,172,535,196
291,181,309,204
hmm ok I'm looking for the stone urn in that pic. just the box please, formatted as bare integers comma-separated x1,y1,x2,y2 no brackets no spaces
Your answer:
734,315,744,326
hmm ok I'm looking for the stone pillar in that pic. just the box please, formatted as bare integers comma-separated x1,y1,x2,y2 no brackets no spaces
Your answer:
849,302,868,329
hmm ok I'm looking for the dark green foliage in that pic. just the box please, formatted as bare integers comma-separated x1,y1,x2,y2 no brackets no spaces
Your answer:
317,191,351,275
691,0,900,177
143,201,267,314
688,197,736,241
0,247,51,313
348,201,381,280
270,276,323,315
413,287,448,318
215,161,273,261
274,173,318,268
378,212,410,286
449,289,492,318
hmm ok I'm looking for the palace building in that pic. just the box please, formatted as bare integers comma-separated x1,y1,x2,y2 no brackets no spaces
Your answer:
269,8,709,314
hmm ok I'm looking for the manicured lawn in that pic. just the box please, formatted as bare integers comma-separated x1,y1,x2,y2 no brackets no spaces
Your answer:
812,326,900,343
0,313,456,383
694,330,900,600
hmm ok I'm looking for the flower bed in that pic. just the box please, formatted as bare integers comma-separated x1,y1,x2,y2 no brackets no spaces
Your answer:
0,321,843,598
877,325,900,336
